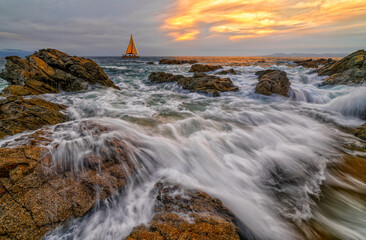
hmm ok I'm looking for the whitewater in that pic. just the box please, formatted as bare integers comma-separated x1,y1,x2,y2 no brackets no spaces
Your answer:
0,57,365,240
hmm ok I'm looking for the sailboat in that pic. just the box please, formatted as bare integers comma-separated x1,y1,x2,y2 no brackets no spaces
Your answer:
122,34,139,58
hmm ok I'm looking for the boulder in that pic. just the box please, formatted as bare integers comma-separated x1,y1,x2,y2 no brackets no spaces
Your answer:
149,72,238,97
0,49,120,96
317,50,366,85
216,69,237,75
159,59,198,65
0,122,137,240
0,96,69,139
255,70,291,97
189,64,223,73
127,182,242,240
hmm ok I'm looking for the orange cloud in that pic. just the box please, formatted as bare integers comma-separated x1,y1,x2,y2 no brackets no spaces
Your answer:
162,0,366,41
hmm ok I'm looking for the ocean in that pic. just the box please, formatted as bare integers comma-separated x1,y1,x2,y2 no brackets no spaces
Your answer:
0,56,365,240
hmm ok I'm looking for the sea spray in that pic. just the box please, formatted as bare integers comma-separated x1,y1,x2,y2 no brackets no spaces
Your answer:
0,56,362,239
326,86,366,118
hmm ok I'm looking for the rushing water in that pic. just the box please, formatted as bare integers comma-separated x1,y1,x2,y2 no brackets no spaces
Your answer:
0,57,365,240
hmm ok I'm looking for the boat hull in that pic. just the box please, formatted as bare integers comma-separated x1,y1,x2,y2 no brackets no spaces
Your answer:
122,55,139,58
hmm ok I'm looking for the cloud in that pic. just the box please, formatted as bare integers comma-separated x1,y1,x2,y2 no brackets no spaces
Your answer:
162,0,366,41
0,0,364,55
0,31,24,40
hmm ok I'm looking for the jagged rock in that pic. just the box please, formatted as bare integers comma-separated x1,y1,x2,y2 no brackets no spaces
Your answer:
0,96,69,139
127,182,242,240
0,122,137,240
294,58,335,68
159,59,198,65
255,70,291,97
189,64,223,73
216,69,237,75
149,72,238,97
317,50,366,85
0,49,120,96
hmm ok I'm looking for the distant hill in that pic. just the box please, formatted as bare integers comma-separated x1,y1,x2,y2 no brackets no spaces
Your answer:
0,49,32,57
264,53,347,58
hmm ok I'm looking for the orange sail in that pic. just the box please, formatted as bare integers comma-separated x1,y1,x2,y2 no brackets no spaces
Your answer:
125,34,139,56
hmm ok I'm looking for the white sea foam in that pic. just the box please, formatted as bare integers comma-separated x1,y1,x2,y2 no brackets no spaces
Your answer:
13,57,364,240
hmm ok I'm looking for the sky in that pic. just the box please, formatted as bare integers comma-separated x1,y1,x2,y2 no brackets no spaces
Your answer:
0,0,365,56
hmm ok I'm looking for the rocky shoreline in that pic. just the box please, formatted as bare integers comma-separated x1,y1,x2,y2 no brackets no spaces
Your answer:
0,49,365,239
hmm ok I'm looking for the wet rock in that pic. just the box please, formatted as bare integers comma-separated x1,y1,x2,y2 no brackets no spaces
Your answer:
317,50,366,85
255,70,291,97
295,59,318,68
127,182,242,240
0,96,69,139
149,72,184,84
0,49,120,96
189,64,223,73
147,62,155,65
294,58,335,68
0,122,137,240
216,69,237,75
149,72,238,97
159,59,198,65
354,124,366,141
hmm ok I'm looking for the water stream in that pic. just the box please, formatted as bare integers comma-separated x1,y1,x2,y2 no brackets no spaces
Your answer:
0,57,365,240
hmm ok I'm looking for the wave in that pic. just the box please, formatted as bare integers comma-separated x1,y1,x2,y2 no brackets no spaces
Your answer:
325,87,366,118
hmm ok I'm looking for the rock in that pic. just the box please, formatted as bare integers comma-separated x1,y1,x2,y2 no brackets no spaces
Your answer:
1,79,58,96
354,124,366,141
189,64,223,73
159,59,198,65
317,50,366,85
127,182,242,240
147,62,155,65
149,72,238,97
295,59,318,68
314,58,336,66
216,69,237,75
149,72,183,84
0,96,69,139
0,122,137,240
255,70,291,97
294,58,335,68
0,49,120,96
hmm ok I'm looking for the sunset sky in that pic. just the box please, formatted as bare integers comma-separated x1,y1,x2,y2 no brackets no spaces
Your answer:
0,0,365,56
